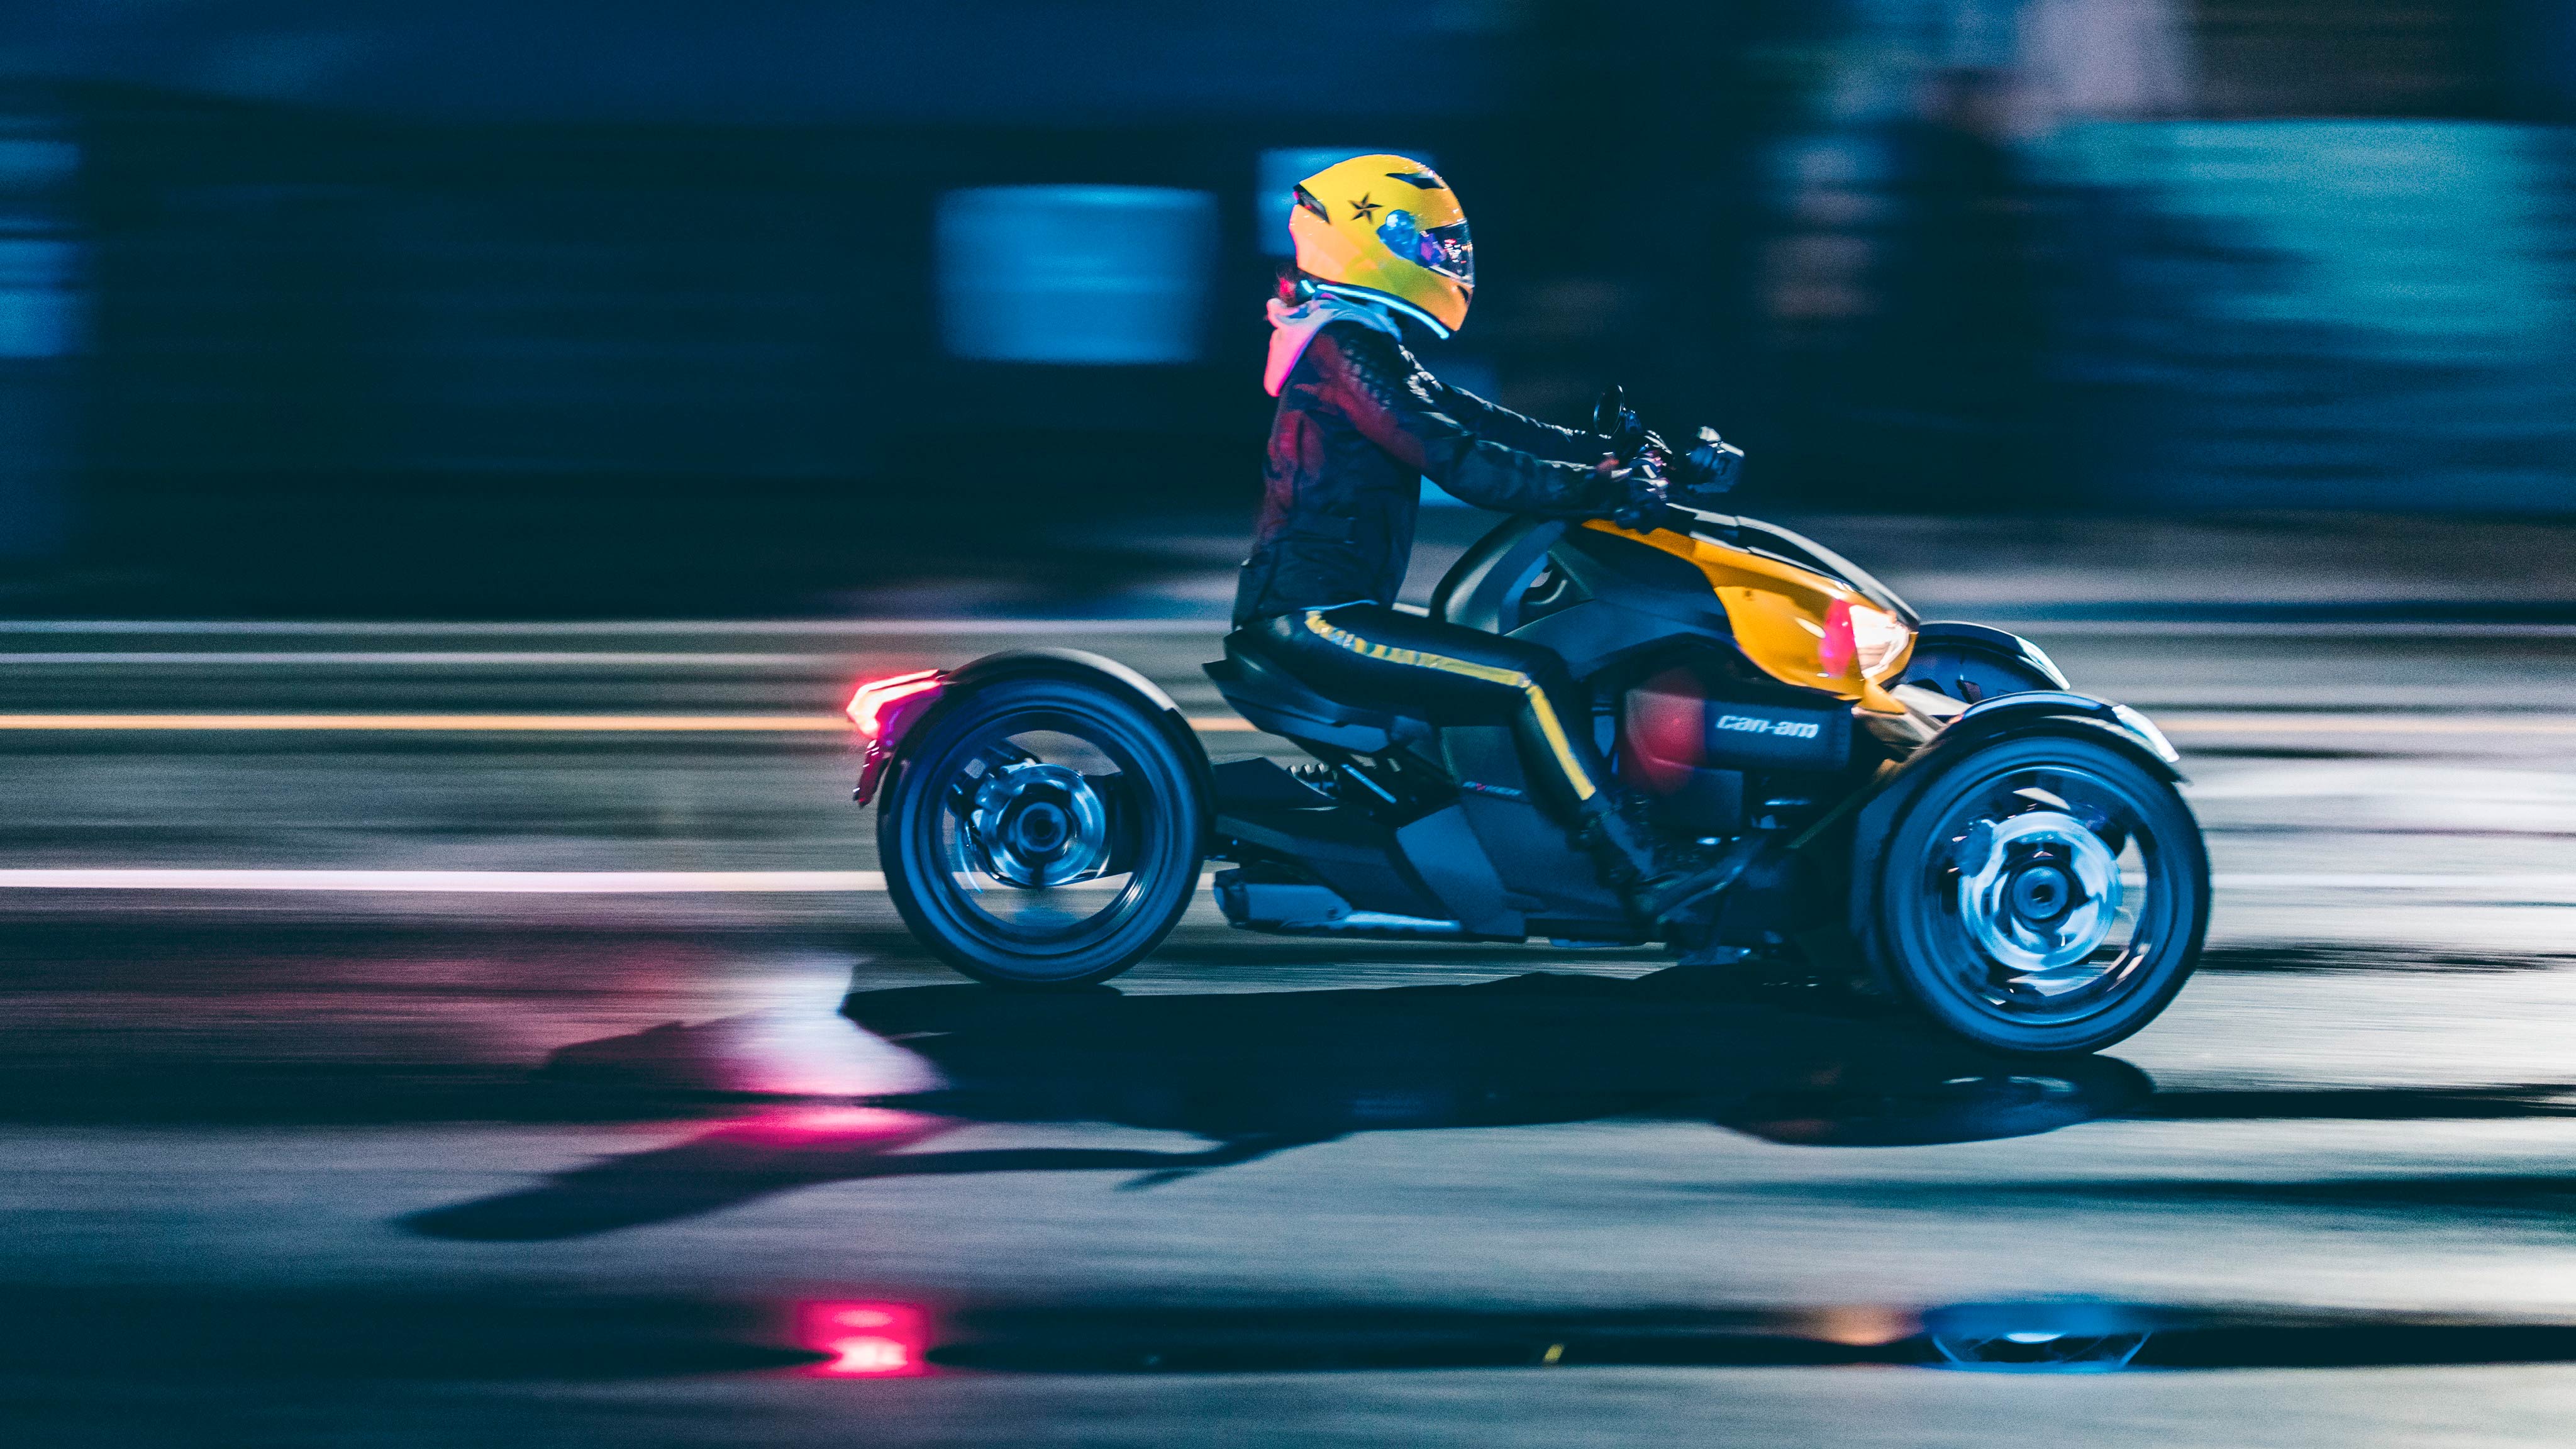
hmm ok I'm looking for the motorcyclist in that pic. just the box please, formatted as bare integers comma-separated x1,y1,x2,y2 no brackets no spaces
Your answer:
1231,154,1731,923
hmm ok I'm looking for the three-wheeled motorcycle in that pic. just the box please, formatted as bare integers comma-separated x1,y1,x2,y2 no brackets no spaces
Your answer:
847,397,2207,1055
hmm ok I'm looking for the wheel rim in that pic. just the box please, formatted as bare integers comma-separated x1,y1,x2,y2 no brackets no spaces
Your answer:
1905,758,2180,1032
916,710,1157,956
1954,811,2122,974
964,760,1111,887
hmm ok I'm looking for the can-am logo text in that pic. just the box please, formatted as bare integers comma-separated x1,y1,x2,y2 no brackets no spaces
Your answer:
1715,714,1821,740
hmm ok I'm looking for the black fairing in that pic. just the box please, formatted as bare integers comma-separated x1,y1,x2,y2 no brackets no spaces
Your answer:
1436,521,1733,680
1440,723,1633,933
1430,515,1565,633
1211,515,1860,939
1211,761,1453,921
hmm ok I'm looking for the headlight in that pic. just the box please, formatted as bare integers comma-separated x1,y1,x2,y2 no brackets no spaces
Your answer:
1848,603,1911,680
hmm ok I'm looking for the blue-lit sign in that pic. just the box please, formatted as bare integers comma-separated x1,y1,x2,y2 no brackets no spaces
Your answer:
936,186,1215,365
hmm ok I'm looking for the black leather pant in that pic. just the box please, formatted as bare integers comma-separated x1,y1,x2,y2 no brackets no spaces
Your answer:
1243,602,1609,820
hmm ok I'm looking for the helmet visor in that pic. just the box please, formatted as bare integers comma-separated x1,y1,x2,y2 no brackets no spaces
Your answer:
1376,211,1472,286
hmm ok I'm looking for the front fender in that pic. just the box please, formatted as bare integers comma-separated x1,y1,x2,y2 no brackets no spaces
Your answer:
1909,621,2071,692
1941,691,2182,774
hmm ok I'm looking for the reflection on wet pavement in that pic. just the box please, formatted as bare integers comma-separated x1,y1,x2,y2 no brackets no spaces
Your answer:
12,1285,2576,1382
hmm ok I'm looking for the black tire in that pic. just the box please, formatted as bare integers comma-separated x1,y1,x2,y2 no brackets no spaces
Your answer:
879,675,1204,988
1869,733,2208,1055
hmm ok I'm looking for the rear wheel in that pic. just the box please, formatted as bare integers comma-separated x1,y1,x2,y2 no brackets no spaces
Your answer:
1870,734,2207,1055
880,676,1204,988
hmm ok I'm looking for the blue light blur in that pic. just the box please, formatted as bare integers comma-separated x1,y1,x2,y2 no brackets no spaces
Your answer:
937,186,1216,365
0,238,80,360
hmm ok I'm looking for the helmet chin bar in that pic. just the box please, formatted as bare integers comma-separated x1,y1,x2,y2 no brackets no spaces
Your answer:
1311,282,1454,339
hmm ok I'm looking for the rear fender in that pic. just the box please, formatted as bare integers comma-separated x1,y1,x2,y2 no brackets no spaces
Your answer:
861,649,1216,834
849,674,948,806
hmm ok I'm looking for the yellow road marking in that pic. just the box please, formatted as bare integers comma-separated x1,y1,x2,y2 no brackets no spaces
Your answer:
0,711,2556,738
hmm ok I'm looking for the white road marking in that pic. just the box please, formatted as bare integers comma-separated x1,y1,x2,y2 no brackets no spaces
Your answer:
2014,621,2576,639
0,709,2552,738
2159,714,2576,736
0,868,2562,895
2212,874,2576,892
0,869,889,892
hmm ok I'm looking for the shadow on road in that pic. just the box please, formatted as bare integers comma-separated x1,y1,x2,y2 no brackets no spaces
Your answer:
406,967,2151,1240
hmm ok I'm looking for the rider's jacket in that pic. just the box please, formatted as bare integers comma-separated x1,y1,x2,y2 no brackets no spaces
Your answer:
1231,308,1626,627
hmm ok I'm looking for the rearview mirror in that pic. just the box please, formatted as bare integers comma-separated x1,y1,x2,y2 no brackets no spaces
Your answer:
1592,384,1626,440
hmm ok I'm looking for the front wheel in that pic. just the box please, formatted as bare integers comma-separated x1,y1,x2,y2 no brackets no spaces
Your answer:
1868,734,2207,1055
880,675,1204,988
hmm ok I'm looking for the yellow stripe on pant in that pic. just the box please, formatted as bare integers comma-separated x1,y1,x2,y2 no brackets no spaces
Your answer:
1301,610,1597,801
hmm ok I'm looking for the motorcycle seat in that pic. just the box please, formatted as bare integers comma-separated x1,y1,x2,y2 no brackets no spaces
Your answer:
1205,634,1433,753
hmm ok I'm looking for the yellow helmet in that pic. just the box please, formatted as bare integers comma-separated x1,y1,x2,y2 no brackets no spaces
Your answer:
1288,154,1474,336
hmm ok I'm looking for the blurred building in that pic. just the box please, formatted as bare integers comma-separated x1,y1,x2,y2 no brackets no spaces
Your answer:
0,0,2567,593
1763,0,2576,510
0,3,1530,586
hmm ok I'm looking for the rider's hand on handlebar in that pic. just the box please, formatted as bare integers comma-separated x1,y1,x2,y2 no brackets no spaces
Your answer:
1597,455,1672,531
1667,425,1745,503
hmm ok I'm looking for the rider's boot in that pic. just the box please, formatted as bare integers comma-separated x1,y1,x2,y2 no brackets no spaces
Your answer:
1578,792,1735,924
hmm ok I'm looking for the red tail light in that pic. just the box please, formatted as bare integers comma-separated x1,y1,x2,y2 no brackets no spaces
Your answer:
801,1300,931,1377
845,670,943,738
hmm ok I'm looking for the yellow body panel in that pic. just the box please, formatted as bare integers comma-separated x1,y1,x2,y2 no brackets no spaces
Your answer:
1584,519,1912,714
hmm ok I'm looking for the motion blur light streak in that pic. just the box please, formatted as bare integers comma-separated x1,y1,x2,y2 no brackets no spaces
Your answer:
800,1302,931,1378
0,713,846,731
0,711,1256,732
0,868,2567,894
0,869,891,892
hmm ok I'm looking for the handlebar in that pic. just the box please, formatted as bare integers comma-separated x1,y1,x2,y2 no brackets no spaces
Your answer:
1593,382,1743,526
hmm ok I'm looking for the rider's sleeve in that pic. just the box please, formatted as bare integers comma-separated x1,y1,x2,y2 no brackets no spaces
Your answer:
1306,326,1623,517
1423,380,1609,465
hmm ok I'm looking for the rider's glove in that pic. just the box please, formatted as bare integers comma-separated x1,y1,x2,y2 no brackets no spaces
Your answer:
1667,426,1744,503
1597,458,1672,531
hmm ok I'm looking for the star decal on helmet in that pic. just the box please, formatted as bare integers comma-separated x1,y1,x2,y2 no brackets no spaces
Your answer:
1348,193,1382,223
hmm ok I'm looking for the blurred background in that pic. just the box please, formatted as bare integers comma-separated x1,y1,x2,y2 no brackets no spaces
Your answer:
12,13,2576,1440
1,0,2572,616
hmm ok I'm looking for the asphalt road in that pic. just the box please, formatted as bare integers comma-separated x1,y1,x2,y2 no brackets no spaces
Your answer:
7,616,2576,1445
